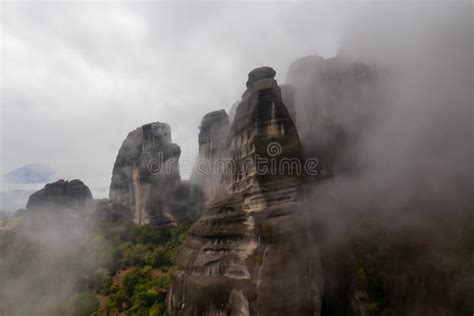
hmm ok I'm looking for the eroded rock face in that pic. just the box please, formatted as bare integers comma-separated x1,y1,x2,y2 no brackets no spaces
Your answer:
168,67,323,315
194,110,230,201
109,122,189,226
26,179,93,211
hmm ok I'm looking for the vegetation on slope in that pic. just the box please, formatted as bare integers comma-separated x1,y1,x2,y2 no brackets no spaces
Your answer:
0,206,191,316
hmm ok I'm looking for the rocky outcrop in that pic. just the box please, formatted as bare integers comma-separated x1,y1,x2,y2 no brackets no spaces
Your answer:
286,55,378,175
246,66,276,88
194,110,230,201
26,179,93,211
109,122,199,226
168,67,323,315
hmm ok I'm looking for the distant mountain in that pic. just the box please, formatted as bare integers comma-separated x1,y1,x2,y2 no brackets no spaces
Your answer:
2,163,55,184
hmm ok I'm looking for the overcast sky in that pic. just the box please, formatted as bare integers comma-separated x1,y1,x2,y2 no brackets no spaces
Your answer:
1,2,351,195
1,2,471,199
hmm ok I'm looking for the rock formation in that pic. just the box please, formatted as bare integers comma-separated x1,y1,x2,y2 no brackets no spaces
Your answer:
109,122,196,226
168,67,323,315
194,109,230,201
26,179,93,211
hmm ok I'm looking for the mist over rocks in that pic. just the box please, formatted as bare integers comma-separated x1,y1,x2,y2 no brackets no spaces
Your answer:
192,109,230,201
286,54,378,176
109,121,203,227
26,179,93,212
0,3,470,316
281,6,473,313
168,66,323,315
168,42,472,314
280,84,296,122
228,101,240,123
2,179,101,315
93,199,131,223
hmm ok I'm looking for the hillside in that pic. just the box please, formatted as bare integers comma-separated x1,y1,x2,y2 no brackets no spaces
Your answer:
0,203,189,316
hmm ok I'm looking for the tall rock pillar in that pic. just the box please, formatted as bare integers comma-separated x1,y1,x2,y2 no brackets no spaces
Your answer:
168,67,323,315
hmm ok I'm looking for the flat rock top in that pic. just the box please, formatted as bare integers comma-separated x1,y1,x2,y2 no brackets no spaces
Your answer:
246,66,276,88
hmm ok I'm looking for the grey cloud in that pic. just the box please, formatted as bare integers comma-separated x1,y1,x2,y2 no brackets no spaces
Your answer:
1,2,346,196
2,2,470,201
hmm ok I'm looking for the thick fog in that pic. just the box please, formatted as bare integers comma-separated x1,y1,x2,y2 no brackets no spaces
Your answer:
0,209,95,314
295,2,472,246
329,3,470,203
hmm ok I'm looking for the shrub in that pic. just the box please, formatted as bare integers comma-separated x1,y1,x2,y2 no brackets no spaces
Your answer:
149,303,168,316
93,268,112,295
109,284,128,310
123,268,150,296
130,225,171,245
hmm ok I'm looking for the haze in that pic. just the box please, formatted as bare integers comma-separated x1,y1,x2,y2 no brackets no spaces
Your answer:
1,1,472,200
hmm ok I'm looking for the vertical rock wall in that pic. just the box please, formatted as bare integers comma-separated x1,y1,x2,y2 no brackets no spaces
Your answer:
109,122,188,226
196,110,230,201
168,67,323,315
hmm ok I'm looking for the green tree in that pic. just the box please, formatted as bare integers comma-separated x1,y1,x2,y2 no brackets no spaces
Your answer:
93,268,112,295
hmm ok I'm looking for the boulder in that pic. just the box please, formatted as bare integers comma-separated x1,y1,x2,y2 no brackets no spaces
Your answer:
26,179,93,211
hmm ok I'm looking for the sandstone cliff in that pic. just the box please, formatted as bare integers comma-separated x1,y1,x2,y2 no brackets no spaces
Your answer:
109,122,202,226
168,67,323,315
